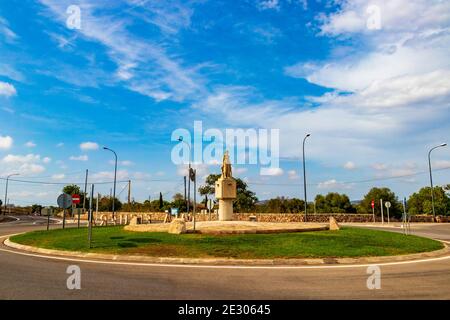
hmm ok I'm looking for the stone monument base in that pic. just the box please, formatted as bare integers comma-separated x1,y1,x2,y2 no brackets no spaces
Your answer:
218,199,233,221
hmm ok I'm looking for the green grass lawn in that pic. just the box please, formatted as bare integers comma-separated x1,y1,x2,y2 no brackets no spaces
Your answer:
10,226,443,259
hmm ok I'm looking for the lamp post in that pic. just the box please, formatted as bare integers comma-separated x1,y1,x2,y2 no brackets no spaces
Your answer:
103,147,118,219
428,143,447,221
178,137,192,217
302,133,311,222
4,173,19,215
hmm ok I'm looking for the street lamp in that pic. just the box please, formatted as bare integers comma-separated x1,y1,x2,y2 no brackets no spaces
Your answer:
428,143,447,221
4,173,19,215
103,147,118,219
302,133,311,222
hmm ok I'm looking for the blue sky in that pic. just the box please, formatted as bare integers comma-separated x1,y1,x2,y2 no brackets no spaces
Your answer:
1,0,449,206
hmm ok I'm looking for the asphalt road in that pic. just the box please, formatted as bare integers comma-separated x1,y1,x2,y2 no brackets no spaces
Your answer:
0,216,449,300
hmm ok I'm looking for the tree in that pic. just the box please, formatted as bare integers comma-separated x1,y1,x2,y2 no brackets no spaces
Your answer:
199,174,258,213
315,192,355,213
159,192,163,210
358,187,401,217
171,193,187,212
31,204,43,215
97,195,122,212
198,174,220,197
407,186,449,216
62,184,85,208
62,184,81,195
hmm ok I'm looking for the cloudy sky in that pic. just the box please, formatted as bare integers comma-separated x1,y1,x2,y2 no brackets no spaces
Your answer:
1,0,449,206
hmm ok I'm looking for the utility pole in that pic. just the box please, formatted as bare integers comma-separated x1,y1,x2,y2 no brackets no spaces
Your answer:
184,176,187,213
302,133,311,222
4,173,19,215
193,169,197,232
96,192,99,224
128,180,131,212
82,169,88,213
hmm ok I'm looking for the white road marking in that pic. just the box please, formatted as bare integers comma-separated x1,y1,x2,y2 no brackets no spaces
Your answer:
1,236,449,270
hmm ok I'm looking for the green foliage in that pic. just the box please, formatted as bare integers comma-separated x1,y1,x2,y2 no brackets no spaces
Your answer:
198,174,258,213
62,184,86,208
12,227,443,259
97,196,122,212
258,197,304,213
358,187,402,217
198,174,220,196
314,192,355,213
407,186,450,215
159,192,163,209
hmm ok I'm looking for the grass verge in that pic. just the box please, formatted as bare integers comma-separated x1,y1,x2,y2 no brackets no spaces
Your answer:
10,226,443,259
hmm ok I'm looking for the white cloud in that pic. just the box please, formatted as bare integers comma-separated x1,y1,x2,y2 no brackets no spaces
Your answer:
25,141,36,148
51,173,65,180
0,16,18,43
0,135,13,150
288,170,299,180
344,161,356,170
177,163,210,179
318,179,352,190
372,163,387,171
262,167,284,176
38,0,204,102
432,160,450,170
1,153,47,176
56,142,64,147
80,141,99,151
42,157,51,164
92,170,129,180
109,160,134,166
0,81,16,97
257,0,280,11
69,155,88,161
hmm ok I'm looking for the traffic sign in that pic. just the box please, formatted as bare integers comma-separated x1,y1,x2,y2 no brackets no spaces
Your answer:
385,201,391,208
57,193,73,209
72,194,81,204
207,199,214,210
371,200,375,209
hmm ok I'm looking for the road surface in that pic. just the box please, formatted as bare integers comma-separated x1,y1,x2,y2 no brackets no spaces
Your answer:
1,216,449,299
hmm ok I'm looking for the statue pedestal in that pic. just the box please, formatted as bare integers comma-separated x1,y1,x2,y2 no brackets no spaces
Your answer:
215,177,237,221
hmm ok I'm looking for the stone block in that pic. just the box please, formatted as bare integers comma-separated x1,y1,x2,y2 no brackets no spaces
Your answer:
329,216,340,230
168,218,187,234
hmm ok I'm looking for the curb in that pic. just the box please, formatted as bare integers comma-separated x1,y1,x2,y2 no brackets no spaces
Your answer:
3,236,449,266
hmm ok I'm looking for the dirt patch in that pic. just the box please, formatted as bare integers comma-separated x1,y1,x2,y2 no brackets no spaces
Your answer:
0,216,16,223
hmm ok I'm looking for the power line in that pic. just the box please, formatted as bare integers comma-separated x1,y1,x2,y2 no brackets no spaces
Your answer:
246,166,450,187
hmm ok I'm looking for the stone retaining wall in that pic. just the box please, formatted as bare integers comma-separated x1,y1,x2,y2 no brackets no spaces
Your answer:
72,212,448,223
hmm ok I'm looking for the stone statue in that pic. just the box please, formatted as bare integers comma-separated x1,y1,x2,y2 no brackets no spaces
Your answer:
216,150,237,221
221,151,232,178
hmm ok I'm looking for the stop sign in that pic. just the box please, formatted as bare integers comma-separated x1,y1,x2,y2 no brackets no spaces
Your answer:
371,200,375,209
72,194,81,204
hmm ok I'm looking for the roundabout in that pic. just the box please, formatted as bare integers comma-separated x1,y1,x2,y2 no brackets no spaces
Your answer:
1,217,450,299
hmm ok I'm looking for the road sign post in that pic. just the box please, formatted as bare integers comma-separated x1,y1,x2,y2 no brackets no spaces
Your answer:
72,194,81,228
57,193,72,229
88,185,94,249
385,201,391,224
371,200,375,223
207,199,214,221
41,207,53,231
380,199,384,224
